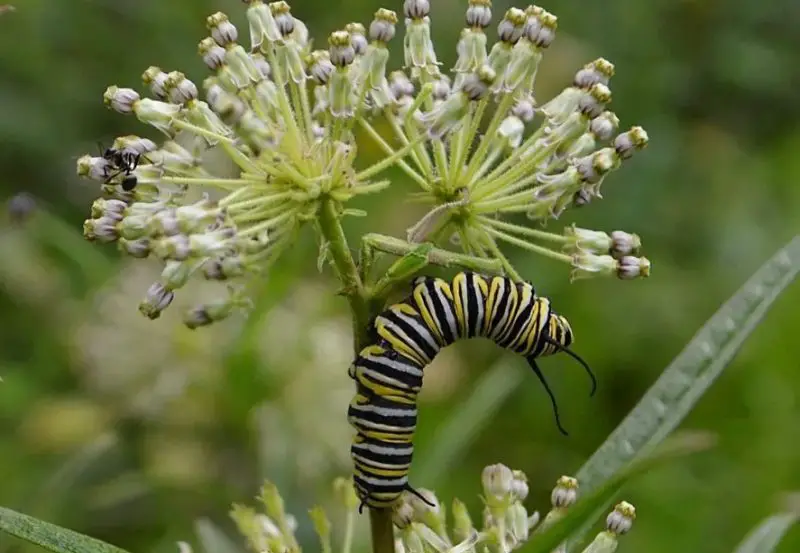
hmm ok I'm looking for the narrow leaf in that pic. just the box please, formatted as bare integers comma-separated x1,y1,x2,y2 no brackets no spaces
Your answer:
732,497,799,553
415,361,523,484
519,432,715,553
577,236,800,490
0,506,130,553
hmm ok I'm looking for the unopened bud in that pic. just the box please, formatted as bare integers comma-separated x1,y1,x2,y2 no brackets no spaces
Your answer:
103,86,140,114
329,31,355,67
511,470,529,501
497,8,526,44
466,0,492,29
610,230,641,258
482,463,514,500
614,126,649,159
307,50,334,84
551,476,578,508
206,12,238,46
142,66,169,100
404,0,430,19
606,501,635,535
617,256,650,279
139,282,175,319
370,9,398,43
270,1,295,37
346,23,367,55
198,37,226,70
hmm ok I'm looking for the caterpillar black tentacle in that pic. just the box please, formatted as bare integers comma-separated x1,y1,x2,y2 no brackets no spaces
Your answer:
347,272,594,509
541,336,597,397
526,358,568,436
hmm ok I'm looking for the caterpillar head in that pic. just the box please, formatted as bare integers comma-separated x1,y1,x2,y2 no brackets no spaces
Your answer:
546,313,574,352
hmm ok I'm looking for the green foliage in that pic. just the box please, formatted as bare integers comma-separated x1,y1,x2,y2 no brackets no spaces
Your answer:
520,432,715,553
0,507,128,553
732,507,799,553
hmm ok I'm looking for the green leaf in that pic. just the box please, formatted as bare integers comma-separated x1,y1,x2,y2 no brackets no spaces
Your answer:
732,500,799,553
577,236,800,487
519,432,715,553
564,235,800,550
0,506,130,553
415,361,523,484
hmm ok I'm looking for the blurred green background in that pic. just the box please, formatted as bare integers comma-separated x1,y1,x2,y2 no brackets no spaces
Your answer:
0,0,799,552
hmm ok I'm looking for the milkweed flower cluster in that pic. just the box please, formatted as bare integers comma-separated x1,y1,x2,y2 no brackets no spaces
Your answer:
76,0,651,327
213,468,635,553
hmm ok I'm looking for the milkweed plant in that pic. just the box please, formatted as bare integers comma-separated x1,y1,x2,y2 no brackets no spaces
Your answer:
73,0,658,552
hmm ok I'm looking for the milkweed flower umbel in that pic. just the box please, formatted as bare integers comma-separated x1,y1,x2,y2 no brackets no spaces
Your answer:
77,0,651,326
219,469,636,553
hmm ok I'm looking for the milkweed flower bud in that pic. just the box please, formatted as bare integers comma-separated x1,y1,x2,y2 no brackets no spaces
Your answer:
370,8,397,43
139,282,175,319
610,230,641,258
271,2,295,37
551,476,578,508
392,497,415,529
403,0,429,19
142,66,169,100
104,86,140,114
614,126,649,159
617,255,651,280
482,463,514,501
606,501,635,535
511,469,529,501
346,23,367,55
207,12,238,46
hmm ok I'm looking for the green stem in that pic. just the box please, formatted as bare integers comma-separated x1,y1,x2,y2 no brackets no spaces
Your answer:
317,203,398,553
363,233,505,277
369,510,395,553
317,197,371,350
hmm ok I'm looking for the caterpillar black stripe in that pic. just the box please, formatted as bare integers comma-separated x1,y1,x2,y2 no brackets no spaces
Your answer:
347,272,596,510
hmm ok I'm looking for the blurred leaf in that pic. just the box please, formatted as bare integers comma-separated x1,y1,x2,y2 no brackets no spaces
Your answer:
0,506,129,553
732,509,798,553
414,361,522,484
566,235,800,550
520,431,715,553
194,518,244,553
577,235,800,485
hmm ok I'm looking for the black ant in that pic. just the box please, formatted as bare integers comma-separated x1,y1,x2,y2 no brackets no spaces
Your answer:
98,142,141,192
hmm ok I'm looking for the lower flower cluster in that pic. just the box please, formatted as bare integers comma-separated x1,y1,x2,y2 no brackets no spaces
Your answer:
216,466,635,553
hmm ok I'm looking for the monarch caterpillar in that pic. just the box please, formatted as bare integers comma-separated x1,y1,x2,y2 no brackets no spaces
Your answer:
347,272,596,510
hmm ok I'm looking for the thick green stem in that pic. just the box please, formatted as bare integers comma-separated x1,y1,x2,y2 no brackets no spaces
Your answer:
317,200,397,553
370,510,395,553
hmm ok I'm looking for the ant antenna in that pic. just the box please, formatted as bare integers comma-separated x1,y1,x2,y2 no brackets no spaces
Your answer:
526,358,568,436
543,337,597,397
